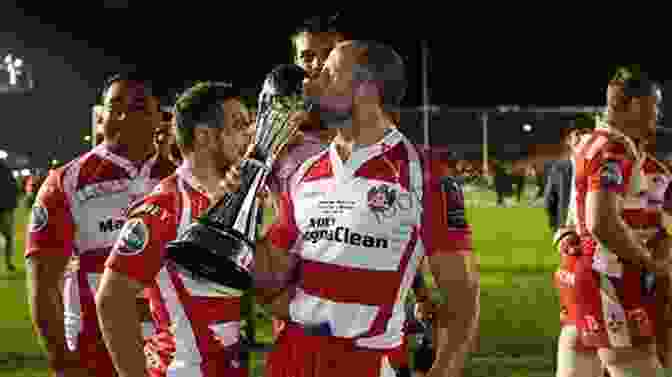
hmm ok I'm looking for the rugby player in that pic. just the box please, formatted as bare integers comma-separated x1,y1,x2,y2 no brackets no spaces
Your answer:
245,40,478,377
96,82,255,377
637,138,672,370
25,72,175,377
553,124,600,377
573,72,670,377
268,16,437,377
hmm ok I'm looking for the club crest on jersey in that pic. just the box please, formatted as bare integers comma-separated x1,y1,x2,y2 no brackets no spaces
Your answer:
368,184,396,212
116,218,149,255
600,160,624,188
29,204,48,233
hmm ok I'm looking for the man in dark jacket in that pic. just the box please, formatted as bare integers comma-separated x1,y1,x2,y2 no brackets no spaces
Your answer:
543,124,591,233
0,160,18,272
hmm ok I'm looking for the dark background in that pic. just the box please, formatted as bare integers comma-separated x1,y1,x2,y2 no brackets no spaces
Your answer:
0,4,668,165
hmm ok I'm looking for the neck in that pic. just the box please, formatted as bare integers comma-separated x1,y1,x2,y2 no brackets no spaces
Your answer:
104,140,152,163
334,104,391,161
185,152,228,198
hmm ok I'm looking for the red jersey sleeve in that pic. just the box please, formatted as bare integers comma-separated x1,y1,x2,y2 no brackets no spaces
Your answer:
266,191,300,252
25,169,75,259
421,160,473,256
105,194,177,286
587,142,634,195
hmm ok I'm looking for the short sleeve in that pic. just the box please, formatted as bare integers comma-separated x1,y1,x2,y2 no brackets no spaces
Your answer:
266,191,300,252
420,161,473,256
25,170,75,259
105,197,177,285
587,146,634,195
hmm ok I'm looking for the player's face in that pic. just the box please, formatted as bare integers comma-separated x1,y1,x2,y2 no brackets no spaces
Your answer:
622,95,658,139
215,98,254,169
316,44,357,112
102,80,160,148
295,32,342,80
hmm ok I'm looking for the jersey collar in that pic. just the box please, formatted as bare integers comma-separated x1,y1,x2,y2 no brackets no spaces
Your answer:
175,160,214,201
93,143,158,180
328,127,403,181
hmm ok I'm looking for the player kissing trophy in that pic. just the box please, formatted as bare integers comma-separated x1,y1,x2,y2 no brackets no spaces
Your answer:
165,64,308,294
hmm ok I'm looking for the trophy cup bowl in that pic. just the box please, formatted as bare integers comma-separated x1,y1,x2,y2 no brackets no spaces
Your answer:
165,64,309,291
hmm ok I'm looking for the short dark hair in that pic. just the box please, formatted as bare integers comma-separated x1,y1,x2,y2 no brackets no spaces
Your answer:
173,81,240,151
349,40,407,107
290,13,353,61
99,71,160,111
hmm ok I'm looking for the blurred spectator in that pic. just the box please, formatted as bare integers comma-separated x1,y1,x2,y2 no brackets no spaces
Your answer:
0,159,19,272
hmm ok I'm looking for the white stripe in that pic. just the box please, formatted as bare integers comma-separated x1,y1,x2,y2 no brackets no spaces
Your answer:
356,234,424,350
209,321,241,347
157,267,203,375
63,272,82,351
290,288,380,338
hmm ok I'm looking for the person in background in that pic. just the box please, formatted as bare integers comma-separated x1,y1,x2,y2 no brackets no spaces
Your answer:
25,72,174,377
544,124,591,234
0,159,18,272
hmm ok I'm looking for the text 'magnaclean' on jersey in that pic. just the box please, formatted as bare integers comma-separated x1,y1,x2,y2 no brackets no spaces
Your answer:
24,144,175,369
105,163,245,377
267,128,472,350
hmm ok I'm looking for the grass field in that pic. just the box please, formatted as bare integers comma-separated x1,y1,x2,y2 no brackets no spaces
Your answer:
0,186,561,376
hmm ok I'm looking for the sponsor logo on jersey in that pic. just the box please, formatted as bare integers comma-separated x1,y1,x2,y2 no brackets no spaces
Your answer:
115,218,149,255
98,218,125,233
302,225,389,248
29,204,48,232
75,179,131,203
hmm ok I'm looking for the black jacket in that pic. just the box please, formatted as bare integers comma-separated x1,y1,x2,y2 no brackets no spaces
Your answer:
0,162,18,211
543,159,573,232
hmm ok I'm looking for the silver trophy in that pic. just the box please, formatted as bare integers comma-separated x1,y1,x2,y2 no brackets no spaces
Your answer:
165,64,308,293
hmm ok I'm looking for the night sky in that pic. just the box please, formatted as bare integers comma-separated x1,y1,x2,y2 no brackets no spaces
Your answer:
0,5,667,166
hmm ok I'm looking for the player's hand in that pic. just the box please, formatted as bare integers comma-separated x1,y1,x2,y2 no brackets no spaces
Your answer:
558,232,581,256
415,300,439,323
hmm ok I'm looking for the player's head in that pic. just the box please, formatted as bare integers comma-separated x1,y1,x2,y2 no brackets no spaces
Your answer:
606,67,660,140
174,81,253,171
315,40,406,126
100,71,161,149
291,14,351,79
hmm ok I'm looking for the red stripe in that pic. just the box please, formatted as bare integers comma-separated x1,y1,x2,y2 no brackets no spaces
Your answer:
360,229,419,339
79,252,112,272
165,264,224,363
300,260,401,306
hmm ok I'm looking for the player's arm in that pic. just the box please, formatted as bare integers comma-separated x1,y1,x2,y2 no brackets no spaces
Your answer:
97,205,169,377
585,156,658,270
254,190,301,313
423,175,479,376
96,270,145,377
24,173,81,374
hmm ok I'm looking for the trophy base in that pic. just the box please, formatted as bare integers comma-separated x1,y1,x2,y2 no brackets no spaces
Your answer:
165,224,254,292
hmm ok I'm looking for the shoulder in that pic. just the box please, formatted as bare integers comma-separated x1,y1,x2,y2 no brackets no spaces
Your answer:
125,175,179,219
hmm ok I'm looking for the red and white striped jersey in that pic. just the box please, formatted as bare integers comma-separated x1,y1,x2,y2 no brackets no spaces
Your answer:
25,144,175,361
105,162,244,377
267,128,472,350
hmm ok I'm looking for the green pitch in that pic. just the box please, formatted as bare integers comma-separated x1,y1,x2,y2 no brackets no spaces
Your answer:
0,190,561,376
